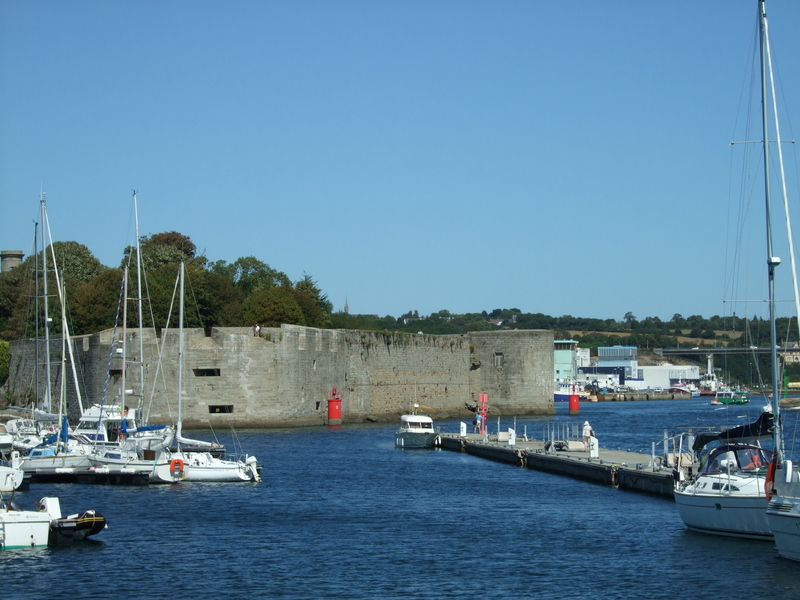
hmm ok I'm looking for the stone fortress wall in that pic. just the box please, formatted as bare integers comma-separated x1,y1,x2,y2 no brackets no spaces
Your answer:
4,325,555,428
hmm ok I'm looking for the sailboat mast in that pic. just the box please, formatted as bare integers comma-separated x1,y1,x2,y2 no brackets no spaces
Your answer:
121,266,128,413
177,261,185,446
40,193,52,413
133,191,146,418
33,219,40,421
759,0,783,461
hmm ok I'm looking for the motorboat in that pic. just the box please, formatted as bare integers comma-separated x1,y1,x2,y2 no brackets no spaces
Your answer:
713,387,750,405
0,496,106,549
395,405,439,449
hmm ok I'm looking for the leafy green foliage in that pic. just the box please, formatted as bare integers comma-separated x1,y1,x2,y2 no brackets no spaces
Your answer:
242,287,305,327
0,340,8,387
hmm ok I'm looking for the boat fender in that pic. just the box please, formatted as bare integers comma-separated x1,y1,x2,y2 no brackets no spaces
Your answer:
765,455,777,500
169,458,185,473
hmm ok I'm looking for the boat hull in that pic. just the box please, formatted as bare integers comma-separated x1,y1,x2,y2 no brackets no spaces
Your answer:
49,511,106,545
0,511,51,549
766,468,800,561
395,431,439,449
673,489,771,540
151,452,259,482
0,466,24,492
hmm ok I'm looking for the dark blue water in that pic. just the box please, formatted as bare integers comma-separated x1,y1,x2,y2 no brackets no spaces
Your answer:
3,399,799,599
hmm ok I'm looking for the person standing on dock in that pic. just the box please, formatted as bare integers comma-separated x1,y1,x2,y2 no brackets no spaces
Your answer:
583,421,592,448
474,413,482,433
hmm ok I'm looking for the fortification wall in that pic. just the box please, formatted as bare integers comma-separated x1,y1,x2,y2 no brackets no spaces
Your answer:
4,325,554,428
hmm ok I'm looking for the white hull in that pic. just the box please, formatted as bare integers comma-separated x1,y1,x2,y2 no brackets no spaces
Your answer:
674,486,771,540
151,451,260,483
0,466,24,492
20,453,93,474
0,510,51,549
766,465,800,561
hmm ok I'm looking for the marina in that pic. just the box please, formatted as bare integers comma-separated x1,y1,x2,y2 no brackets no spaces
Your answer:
3,398,799,600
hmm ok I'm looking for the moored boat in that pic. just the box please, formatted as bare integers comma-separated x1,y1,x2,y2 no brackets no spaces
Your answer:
0,496,106,549
395,407,439,449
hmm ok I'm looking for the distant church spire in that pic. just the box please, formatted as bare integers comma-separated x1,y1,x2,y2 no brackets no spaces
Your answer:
344,297,349,314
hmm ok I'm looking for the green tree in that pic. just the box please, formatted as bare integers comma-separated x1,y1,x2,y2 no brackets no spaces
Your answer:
69,268,125,335
242,287,305,327
49,242,107,285
211,257,291,296
294,273,332,328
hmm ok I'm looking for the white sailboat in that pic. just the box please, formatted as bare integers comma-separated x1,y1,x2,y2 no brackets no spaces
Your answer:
152,262,260,483
20,199,96,476
673,0,786,540
763,1,800,560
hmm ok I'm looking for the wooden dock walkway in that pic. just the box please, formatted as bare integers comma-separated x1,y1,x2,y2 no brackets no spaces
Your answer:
438,433,676,498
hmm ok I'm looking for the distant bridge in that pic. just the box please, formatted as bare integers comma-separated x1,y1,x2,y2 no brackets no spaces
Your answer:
660,346,776,356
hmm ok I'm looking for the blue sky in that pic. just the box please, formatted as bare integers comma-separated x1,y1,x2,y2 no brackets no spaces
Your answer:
3,0,800,324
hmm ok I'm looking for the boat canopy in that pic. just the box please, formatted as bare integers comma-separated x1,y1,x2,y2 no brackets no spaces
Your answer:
692,411,774,453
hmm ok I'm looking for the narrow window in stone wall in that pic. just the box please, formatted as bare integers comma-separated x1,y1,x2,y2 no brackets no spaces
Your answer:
494,352,504,367
208,405,234,414
193,368,221,377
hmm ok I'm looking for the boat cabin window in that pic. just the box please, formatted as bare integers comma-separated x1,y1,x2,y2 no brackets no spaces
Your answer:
701,445,768,474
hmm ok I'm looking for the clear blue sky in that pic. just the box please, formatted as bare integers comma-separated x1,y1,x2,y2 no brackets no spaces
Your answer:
3,0,800,324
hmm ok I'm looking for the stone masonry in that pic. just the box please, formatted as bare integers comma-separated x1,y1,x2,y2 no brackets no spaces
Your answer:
4,325,555,428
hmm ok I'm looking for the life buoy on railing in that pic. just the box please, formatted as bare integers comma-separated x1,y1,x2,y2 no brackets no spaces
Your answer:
765,455,777,500
170,458,185,473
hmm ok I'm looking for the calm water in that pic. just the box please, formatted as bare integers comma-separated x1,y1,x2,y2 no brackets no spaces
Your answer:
3,399,800,599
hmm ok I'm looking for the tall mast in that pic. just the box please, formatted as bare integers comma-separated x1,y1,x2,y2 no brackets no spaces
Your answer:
177,261,184,447
759,0,783,461
40,193,52,413
121,266,128,413
33,219,39,420
133,191,146,418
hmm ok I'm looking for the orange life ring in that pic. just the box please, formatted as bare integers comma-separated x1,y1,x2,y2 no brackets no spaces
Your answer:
169,458,185,473
765,455,777,500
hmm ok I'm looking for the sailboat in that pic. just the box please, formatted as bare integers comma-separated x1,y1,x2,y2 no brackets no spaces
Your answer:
673,0,786,540
19,195,97,477
152,262,260,483
764,4,800,557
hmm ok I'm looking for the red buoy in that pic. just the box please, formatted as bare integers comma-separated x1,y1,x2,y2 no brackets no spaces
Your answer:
568,394,580,414
568,384,580,415
327,386,342,426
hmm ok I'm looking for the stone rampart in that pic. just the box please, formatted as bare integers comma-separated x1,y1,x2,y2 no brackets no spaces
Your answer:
4,325,554,428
